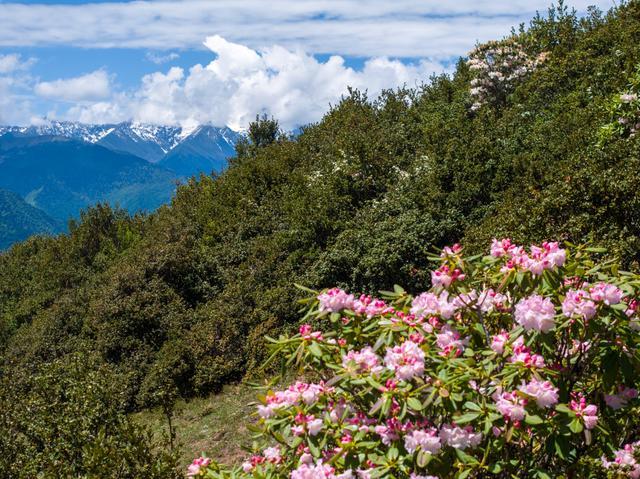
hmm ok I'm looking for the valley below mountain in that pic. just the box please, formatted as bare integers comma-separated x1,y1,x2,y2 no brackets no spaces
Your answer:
0,121,241,248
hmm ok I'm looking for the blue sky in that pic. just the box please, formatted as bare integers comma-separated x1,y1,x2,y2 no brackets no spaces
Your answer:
0,0,617,129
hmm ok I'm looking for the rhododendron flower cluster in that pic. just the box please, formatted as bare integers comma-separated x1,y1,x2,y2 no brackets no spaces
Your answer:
601,64,640,141
514,294,556,332
193,240,640,479
466,38,548,111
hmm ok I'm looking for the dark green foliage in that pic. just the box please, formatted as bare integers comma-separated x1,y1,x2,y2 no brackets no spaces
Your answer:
0,188,62,250
1,6,640,470
0,354,179,478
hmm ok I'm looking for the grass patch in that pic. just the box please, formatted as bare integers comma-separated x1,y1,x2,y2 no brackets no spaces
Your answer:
133,383,256,470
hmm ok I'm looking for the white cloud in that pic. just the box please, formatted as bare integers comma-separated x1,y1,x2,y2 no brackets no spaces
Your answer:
0,54,37,125
67,36,444,130
146,51,180,64
34,70,111,102
0,1,615,58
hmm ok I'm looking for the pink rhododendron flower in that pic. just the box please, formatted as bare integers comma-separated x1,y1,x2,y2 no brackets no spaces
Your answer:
263,446,282,463
602,441,640,478
453,289,508,313
384,340,425,380
569,394,598,430
605,386,638,410
353,295,389,318
439,424,482,450
491,331,510,354
440,243,462,258
342,347,383,375
589,282,623,305
300,324,324,341
431,265,465,288
318,288,355,313
514,294,556,332
411,291,456,319
491,238,516,257
404,428,442,454
518,378,559,408
435,324,468,357
291,461,336,479
494,391,527,421
562,289,597,320
509,336,545,368
187,456,211,477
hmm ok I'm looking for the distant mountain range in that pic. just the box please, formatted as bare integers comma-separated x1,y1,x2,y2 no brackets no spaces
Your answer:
0,120,240,165
0,121,242,249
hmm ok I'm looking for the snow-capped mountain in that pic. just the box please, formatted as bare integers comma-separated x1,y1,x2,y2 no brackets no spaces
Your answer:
0,120,241,166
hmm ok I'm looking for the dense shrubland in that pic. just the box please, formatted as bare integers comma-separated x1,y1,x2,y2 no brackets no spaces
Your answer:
1,2,640,476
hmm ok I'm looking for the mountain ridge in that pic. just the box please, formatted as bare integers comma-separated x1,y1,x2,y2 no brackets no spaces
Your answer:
0,120,241,168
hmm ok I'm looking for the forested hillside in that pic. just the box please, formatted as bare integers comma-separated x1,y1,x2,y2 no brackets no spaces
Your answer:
1,2,640,476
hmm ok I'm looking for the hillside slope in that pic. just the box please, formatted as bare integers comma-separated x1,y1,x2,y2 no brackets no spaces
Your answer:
0,5,640,475
0,136,176,222
0,188,62,250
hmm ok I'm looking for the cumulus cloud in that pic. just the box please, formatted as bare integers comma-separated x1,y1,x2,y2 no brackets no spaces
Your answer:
0,1,615,57
34,70,111,102
146,51,180,65
67,36,445,130
0,54,37,125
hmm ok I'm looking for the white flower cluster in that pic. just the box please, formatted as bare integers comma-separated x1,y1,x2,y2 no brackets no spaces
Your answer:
466,39,548,111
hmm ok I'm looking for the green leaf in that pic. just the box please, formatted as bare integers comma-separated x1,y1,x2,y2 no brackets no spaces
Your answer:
416,450,432,468
456,470,471,479
525,414,543,425
455,448,478,465
407,397,423,412
464,401,482,412
455,412,481,424
569,418,584,434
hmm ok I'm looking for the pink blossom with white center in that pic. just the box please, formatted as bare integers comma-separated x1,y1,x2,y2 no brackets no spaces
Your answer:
431,265,465,288
187,456,211,476
342,347,383,375
384,341,425,380
491,238,516,257
258,381,332,417
318,288,355,313
435,325,468,357
589,282,623,305
404,428,442,454
440,243,462,258
518,378,559,408
491,331,510,354
605,386,638,410
411,291,456,319
242,455,265,473
562,289,597,320
621,93,639,103
569,394,598,430
514,295,556,333
602,441,640,478
494,391,527,421
290,461,336,479
299,324,324,341
439,424,482,450
263,446,282,463
353,295,389,318
307,418,324,436
509,336,545,368
375,423,400,446
453,289,507,313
